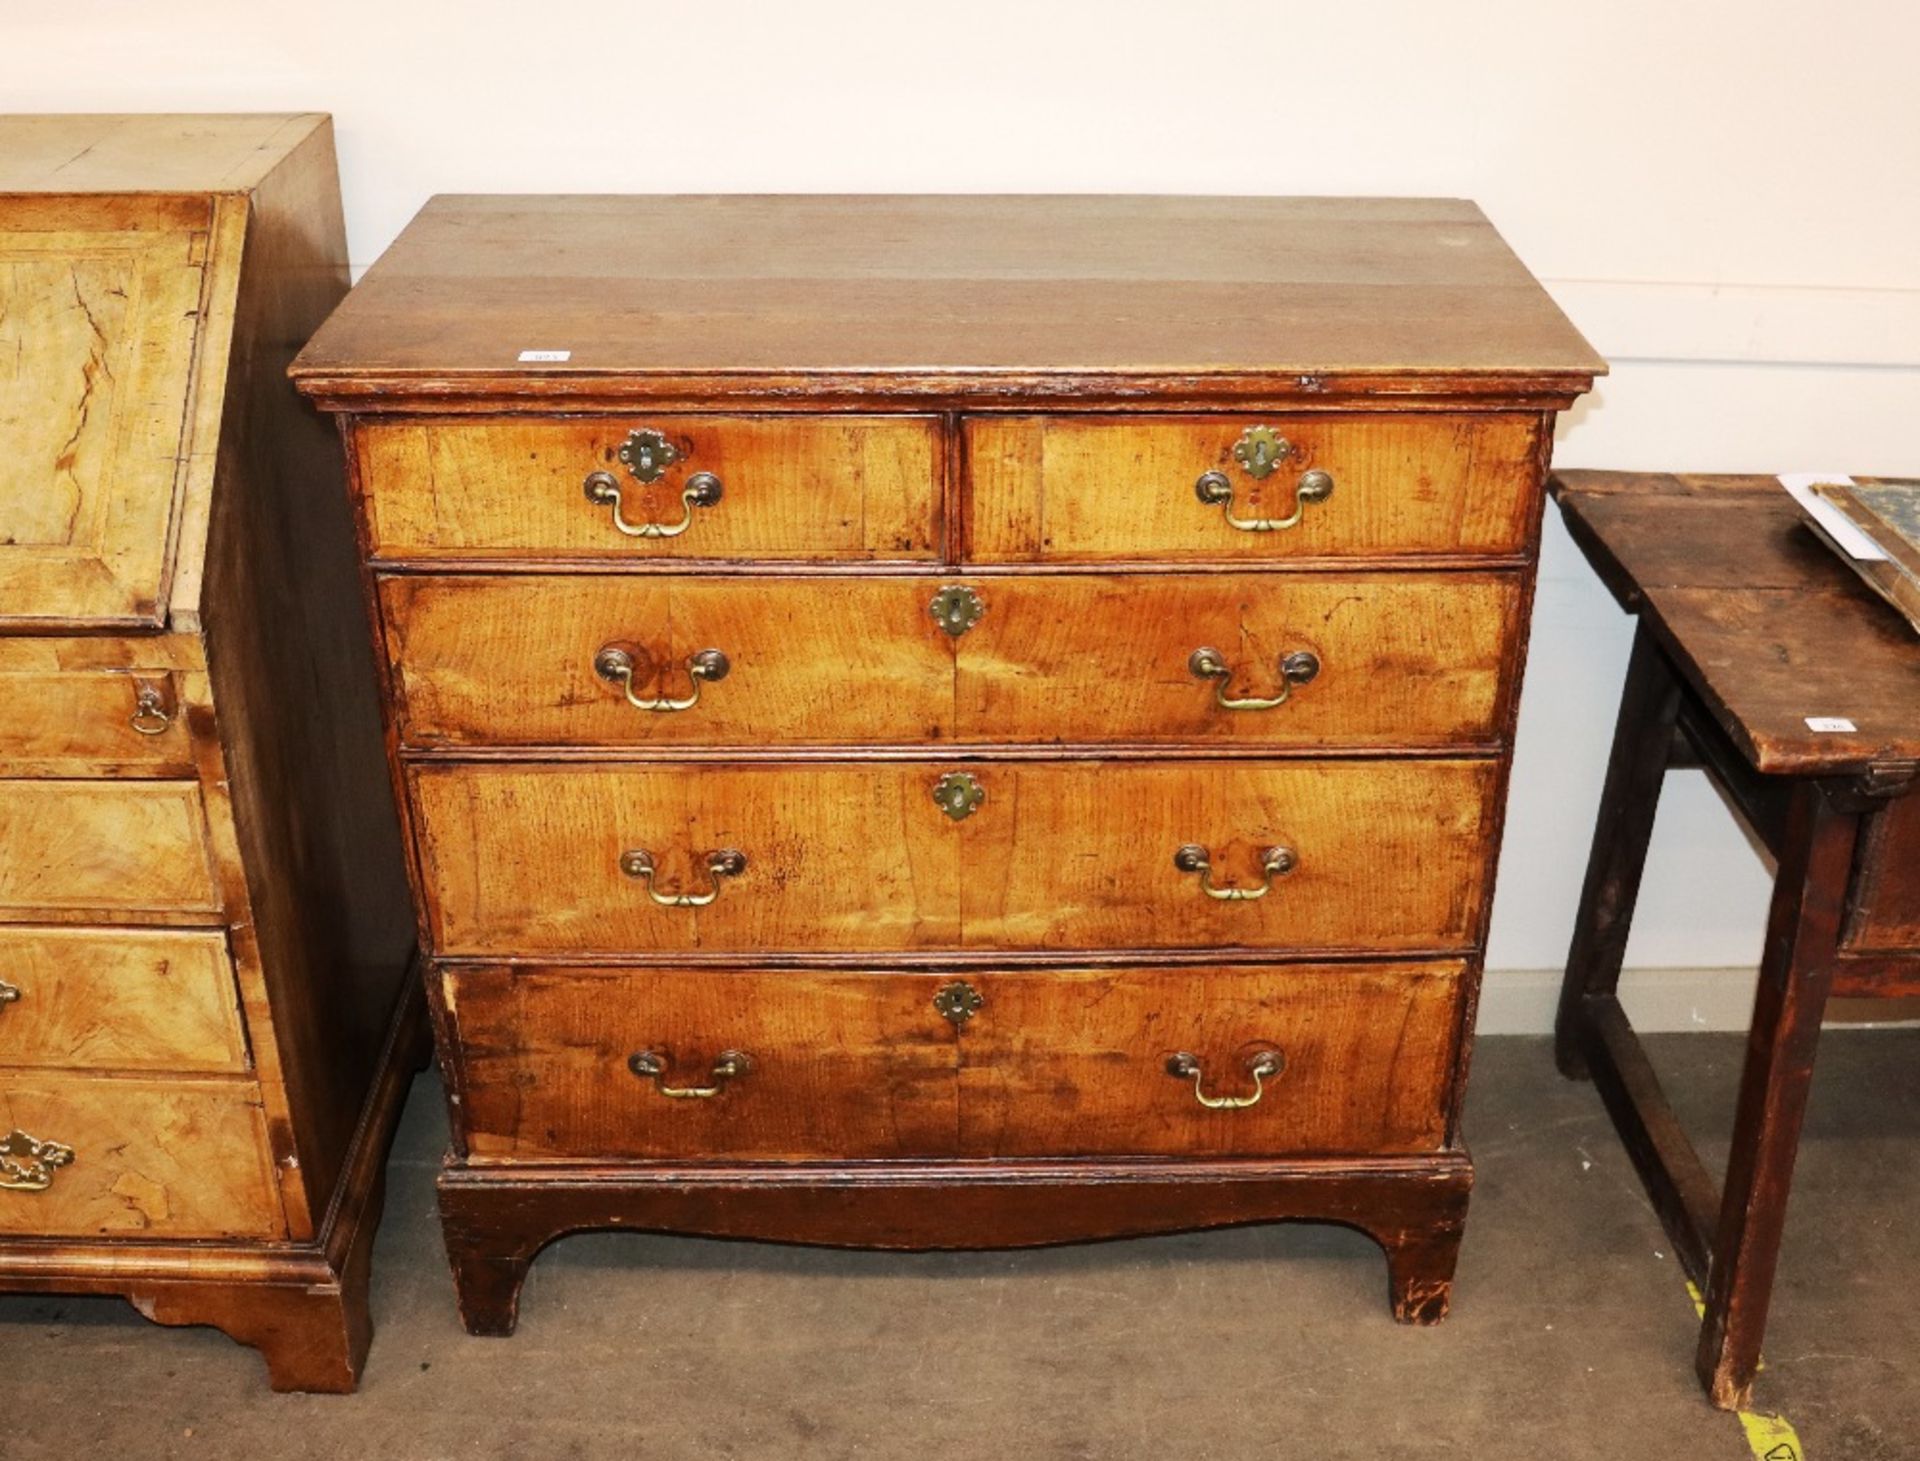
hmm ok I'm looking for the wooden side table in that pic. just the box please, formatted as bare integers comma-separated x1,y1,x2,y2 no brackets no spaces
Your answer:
1551,471,1920,1409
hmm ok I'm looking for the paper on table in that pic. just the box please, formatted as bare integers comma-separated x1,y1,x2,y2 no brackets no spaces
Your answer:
1779,472,1889,561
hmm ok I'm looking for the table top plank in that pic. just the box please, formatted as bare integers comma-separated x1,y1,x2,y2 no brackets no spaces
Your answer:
1552,470,1920,779
291,195,1601,403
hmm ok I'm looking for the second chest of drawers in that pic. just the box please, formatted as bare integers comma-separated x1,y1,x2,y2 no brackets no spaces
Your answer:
293,194,1600,1335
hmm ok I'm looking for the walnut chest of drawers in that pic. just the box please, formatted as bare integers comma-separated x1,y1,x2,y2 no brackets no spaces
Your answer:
291,194,1601,1334
0,115,418,1390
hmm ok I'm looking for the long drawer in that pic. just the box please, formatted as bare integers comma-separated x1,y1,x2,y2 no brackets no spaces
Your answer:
381,571,1522,750
409,759,1498,956
0,927,247,1072
0,1074,281,1238
967,413,1544,561
443,962,1465,1162
354,415,943,561
0,780,220,918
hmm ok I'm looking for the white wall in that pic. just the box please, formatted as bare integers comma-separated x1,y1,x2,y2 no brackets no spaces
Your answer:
11,1,1918,1029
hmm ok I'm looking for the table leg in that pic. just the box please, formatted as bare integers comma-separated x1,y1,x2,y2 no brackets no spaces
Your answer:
1555,624,1683,1078
1695,781,1853,1409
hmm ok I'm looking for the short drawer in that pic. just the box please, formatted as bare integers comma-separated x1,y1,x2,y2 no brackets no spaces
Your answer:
0,780,220,917
0,928,247,1073
444,966,960,1162
966,413,1544,561
0,1075,281,1238
957,962,1464,1157
354,415,943,561
408,759,1495,957
0,668,191,776
441,960,1463,1163
1843,794,1920,953
381,571,1521,751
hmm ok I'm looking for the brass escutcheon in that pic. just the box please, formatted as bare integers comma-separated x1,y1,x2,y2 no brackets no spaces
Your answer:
617,426,681,483
1231,425,1289,479
0,1129,75,1193
928,585,985,638
1187,647,1322,711
1194,427,1335,532
932,771,986,821
932,980,984,1028
1174,843,1297,901
628,1048,752,1099
1165,1049,1284,1109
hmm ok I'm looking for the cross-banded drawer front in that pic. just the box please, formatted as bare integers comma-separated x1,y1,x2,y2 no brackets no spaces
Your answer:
354,415,943,562
966,413,1544,561
408,760,1496,957
0,1075,281,1239
0,668,190,775
442,960,1464,1163
381,571,1520,751
0,928,247,1072
0,780,220,917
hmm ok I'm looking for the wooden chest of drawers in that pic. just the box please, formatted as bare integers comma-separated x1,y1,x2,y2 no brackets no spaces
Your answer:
0,116,418,1390
292,195,1600,1334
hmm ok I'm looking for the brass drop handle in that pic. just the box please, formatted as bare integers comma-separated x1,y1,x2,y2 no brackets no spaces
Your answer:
0,978,17,1009
130,680,172,736
619,847,747,907
1193,425,1334,532
0,1129,75,1193
1174,843,1296,900
583,427,723,538
1166,1050,1284,1110
1188,648,1321,711
628,1049,752,1099
594,646,730,712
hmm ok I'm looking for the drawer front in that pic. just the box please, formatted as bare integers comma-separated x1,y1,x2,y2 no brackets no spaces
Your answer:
445,965,959,1162
0,780,219,917
959,963,1464,1157
409,760,1493,956
0,1075,281,1238
1843,793,1920,953
0,928,246,1072
967,414,1543,561
382,572,1520,751
0,669,192,775
355,415,943,562
410,762,962,956
382,574,955,748
960,760,1497,952
441,961,1462,1163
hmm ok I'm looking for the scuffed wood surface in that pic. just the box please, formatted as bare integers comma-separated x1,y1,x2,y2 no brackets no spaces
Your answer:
1552,470,1920,776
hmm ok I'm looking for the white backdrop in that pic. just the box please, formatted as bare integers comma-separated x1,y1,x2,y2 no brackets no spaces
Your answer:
10,1,1918,1028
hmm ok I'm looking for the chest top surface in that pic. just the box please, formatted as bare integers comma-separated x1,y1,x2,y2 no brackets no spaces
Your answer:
291,195,1602,406
1552,470,1920,780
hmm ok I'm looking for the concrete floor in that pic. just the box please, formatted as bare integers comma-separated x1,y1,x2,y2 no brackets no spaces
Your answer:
6,1030,1918,1460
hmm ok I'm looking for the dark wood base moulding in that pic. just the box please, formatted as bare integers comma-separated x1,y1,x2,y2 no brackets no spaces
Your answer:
0,985,428,1394
436,1151,1472,1338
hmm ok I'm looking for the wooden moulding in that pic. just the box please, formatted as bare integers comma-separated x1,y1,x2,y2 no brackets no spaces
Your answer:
435,1151,1473,1338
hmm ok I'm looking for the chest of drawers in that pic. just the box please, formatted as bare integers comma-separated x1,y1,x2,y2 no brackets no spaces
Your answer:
292,195,1600,1335
0,116,419,1389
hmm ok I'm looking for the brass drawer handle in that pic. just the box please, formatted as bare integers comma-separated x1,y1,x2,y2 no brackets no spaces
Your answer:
130,680,172,735
1174,843,1296,900
619,847,747,907
1166,1050,1284,1110
594,645,730,712
0,978,18,1010
1194,427,1333,532
1188,648,1321,711
583,428,723,538
0,1129,75,1193
628,1048,752,1099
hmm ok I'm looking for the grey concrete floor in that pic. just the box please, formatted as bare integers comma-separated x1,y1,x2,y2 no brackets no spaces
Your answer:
6,1030,1918,1460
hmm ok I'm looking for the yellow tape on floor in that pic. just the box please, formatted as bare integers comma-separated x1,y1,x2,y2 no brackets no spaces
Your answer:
1685,1280,1807,1461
